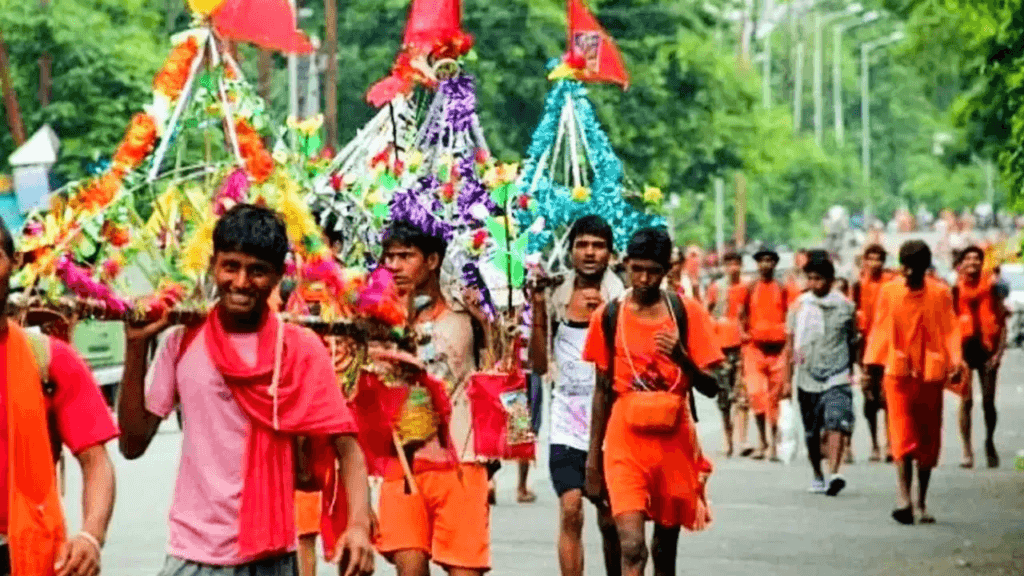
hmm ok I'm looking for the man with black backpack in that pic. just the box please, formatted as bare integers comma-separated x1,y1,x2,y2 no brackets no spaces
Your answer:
582,228,722,576
0,217,118,576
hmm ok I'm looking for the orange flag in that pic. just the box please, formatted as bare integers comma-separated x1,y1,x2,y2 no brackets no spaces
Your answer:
567,0,630,89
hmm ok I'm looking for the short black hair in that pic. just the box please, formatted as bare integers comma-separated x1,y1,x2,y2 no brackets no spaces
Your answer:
382,220,448,261
958,245,985,265
212,204,290,272
0,216,14,258
863,243,887,262
567,215,614,252
899,240,931,273
722,251,742,264
804,257,835,281
625,227,673,270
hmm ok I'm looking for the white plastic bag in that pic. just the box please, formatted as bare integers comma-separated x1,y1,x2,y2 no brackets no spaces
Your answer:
778,398,799,464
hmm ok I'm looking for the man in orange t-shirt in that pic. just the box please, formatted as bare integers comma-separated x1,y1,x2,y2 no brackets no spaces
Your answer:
852,244,895,462
741,247,790,460
952,246,1006,469
583,228,722,576
864,240,962,524
706,251,748,457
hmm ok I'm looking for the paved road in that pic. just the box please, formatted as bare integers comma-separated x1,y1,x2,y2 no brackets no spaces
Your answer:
63,352,1024,576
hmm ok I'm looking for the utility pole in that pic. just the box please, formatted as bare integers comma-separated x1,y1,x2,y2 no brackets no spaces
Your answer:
794,38,804,132
324,0,338,150
734,0,754,249
0,30,26,146
833,25,843,144
812,12,822,145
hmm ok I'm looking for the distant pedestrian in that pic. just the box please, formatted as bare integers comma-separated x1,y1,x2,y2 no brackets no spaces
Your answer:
741,247,792,460
865,241,962,525
788,258,857,495
853,244,896,463
952,246,1006,469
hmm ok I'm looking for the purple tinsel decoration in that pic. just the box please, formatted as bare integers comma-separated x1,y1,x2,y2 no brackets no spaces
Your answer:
422,76,478,146
389,176,454,241
456,154,496,226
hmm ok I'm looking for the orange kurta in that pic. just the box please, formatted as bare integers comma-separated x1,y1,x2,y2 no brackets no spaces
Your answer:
954,274,1002,351
864,278,961,468
707,280,747,350
855,271,896,336
583,297,723,530
744,280,789,423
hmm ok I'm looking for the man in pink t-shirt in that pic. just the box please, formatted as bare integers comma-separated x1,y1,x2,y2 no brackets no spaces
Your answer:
117,205,374,576
0,217,118,576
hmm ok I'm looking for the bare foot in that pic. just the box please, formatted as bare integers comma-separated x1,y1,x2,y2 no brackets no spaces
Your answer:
918,506,935,524
869,447,881,463
960,454,975,469
516,489,537,504
750,448,766,460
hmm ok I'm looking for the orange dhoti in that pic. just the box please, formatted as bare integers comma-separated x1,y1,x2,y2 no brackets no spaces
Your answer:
883,376,944,468
744,344,788,424
295,490,322,536
603,393,713,530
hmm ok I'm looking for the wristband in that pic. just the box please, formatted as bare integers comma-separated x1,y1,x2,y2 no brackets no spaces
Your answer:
76,531,103,556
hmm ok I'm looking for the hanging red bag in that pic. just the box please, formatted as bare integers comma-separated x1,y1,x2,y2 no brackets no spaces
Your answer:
467,370,536,461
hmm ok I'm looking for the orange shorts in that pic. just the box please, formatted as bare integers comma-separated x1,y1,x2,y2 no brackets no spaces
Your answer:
376,463,491,571
295,490,321,536
744,344,788,424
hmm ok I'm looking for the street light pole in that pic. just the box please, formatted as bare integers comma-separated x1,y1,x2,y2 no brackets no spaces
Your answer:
834,11,879,146
813,13,823,144
815,4,863,146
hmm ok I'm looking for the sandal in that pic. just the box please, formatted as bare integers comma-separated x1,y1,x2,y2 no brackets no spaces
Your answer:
516,490,537,504
891,506,914,525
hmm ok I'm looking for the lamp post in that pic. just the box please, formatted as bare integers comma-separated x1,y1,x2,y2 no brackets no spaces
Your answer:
860,31,904,225
834,10,879,145
814,3,863,146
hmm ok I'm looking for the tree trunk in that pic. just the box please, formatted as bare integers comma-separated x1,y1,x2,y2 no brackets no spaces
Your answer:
257,48,273,104
39,0,51,107
0,29,27,146
324,0,339,150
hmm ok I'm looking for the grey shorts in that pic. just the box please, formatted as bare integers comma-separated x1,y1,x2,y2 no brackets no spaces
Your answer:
798,385,854,437
157,554,298,576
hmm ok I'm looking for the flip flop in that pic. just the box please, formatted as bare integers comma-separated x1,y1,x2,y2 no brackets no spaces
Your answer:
891,507,914,525
919,513,936,524
739,447,755,457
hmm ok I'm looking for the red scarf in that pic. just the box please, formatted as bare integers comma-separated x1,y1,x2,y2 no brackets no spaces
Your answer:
201,307,356,560
5,323,66,575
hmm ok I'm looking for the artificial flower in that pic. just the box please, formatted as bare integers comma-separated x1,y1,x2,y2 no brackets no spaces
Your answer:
112,113,158,171
571,186,591,202
643,186,664,204
153,36,200,101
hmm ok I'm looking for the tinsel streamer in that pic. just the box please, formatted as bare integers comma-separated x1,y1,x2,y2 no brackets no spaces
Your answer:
420,76,477,146
514,79,663,254
55,255,130,314
389,177,454,242
456,154,495,227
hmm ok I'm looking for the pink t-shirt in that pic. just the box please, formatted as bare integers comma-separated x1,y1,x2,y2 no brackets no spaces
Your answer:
0,335,120,533
145,328,269,566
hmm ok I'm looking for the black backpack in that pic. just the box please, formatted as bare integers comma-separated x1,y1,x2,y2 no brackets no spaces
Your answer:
600,291,720,422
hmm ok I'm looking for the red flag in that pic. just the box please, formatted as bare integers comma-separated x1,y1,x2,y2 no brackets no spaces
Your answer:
567,0,629,89
213,0,314,54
